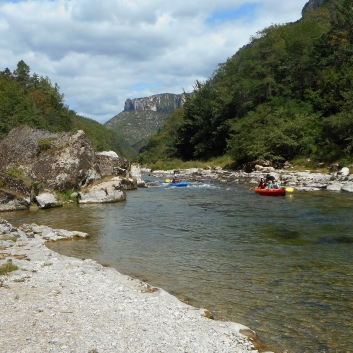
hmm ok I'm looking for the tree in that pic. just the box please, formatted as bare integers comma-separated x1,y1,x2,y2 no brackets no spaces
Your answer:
13,60,31,89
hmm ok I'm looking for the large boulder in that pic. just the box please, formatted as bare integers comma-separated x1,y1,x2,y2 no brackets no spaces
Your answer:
0,190,30,212
95,152,130,178
78,181,126,204
0,126,97,191
129,163,147,188
0,126,130,192
341,182,353,193
326,182,342,191
35,192,63,209
0,171,31,212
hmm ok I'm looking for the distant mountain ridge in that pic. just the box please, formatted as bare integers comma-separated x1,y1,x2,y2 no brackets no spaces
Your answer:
104,93,185,154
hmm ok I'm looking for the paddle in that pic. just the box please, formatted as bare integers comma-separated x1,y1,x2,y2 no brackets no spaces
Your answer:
285,187,294,192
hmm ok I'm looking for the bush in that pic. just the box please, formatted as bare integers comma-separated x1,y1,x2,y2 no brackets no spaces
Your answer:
37,138,54,154
0,263,19,276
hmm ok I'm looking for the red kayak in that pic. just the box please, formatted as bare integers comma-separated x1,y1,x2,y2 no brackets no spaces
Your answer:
255,187,286,196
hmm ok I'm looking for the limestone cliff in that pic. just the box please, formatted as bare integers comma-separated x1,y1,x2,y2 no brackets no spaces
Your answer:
104,93,185,153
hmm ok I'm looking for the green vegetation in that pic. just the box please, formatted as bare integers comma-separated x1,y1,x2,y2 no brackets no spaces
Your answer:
0,235,19,242
141,156,235,172
138,0,353,169
5,168,23,178
55,189,79,203
0,262,19,276
0,61,131,158
31,181,45,195
37,137,55,154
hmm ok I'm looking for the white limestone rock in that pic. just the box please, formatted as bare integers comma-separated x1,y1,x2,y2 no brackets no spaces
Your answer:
338,167,350,177
35,192,63,209
129,163,147,187
79,181,126,204
20,223,89,241
96,151,119,158
326,182,342,191
341,182,353,193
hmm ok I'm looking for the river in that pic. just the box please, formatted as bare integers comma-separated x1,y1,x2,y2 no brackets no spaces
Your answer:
2,176,353,353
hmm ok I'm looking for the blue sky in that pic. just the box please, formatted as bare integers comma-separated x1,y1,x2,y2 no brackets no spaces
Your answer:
0,0,309,123
207,3,257,25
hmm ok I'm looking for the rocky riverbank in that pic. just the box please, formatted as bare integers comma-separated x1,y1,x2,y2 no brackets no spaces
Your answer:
146,165,353,192
0,218,264,353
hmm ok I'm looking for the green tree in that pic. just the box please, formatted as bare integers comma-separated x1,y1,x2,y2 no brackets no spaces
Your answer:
13,60,31,90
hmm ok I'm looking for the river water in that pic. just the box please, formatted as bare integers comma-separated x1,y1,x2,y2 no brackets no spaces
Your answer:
2,176,353,353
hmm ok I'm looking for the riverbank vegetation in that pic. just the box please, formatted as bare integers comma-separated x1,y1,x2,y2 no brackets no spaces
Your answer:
138,0,353,169
0,61,134,158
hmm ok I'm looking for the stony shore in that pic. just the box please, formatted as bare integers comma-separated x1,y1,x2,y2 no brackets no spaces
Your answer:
146,165,353,192
0,218,263,353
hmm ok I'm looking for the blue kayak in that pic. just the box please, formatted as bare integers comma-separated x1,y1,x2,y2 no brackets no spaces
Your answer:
169,182,189,187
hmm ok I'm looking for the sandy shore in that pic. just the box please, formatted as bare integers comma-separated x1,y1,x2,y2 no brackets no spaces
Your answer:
0,218,265,353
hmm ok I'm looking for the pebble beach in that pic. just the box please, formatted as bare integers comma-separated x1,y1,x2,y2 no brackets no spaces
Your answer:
0,218,264,353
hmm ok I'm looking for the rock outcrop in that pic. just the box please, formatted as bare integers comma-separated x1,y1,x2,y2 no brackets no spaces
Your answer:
78,180,126,204
35,193,63,209
0,126,97,191
302,0,325,16
0,125,139,211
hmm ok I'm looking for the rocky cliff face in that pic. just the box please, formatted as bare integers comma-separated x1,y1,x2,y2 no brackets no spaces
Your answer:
121,93,185,114
104,93,185,151
302,0,325,16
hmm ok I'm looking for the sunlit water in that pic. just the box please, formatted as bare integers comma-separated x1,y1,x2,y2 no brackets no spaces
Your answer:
3,177,353,353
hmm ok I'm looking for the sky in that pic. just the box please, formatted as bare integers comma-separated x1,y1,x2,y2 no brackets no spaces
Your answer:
0,0,309,124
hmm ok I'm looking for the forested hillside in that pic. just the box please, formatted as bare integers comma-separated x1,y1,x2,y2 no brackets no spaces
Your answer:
138,0,353,167
0,61,132,157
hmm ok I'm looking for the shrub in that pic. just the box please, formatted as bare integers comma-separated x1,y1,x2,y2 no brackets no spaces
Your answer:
37,138,54,154
0,263,19,276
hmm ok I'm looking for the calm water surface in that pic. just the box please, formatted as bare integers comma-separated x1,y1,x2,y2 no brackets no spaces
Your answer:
3,177,353,353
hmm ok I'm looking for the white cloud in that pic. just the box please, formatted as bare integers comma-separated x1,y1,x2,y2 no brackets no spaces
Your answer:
0,0,308,123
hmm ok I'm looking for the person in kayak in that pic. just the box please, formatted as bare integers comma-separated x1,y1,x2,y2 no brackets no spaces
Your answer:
258,178,266,189
269,180,280,189
172,175,179,183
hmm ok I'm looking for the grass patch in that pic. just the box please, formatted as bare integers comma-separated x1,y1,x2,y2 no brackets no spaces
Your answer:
5,167,23,178
0,263,19,276
0,235,19,242
55,189,78,202
37,137,55,154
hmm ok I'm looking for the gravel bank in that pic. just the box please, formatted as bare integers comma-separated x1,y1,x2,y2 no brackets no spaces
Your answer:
0,219,263,353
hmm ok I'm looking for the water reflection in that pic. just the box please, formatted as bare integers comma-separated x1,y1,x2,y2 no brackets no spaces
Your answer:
2,181,353,353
